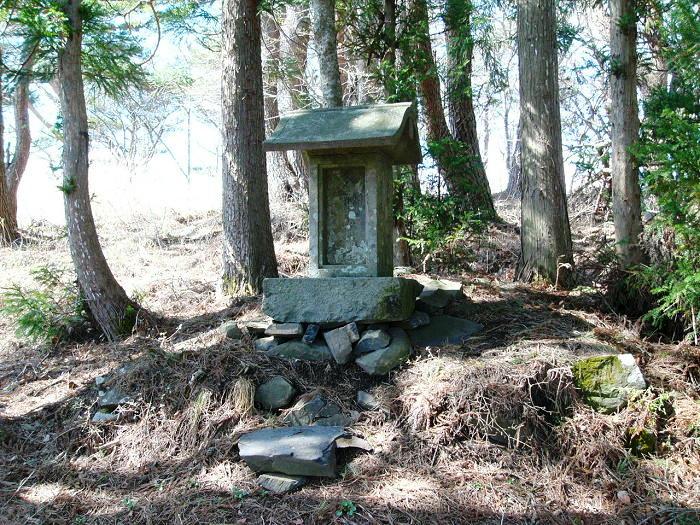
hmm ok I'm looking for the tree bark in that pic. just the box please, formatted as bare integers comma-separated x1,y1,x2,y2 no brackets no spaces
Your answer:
222,0,279,295
309,0,343,107
505,115,522,198
58,0,139,340
0,56,18,245
443,0,496,219
610,0,643,268
515,0,574,287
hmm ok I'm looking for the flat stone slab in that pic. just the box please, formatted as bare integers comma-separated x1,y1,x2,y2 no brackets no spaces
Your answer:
267,341,333,362
263,277,422,323
257,473,307,494
238,426,346,478
355,327,412,375
408,315,482,347
265,323,304,337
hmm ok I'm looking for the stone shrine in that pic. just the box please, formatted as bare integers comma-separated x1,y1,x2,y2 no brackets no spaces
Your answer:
262,102,422,323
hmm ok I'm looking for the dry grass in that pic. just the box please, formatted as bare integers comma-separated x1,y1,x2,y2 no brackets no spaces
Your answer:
0,206,699,524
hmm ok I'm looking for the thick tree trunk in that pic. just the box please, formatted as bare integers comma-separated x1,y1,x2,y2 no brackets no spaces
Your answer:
405,0,496,219
310,0,343,107
610,0,643,268
443,0,496,219
222,0,279,295
58,0,139,340
515,0,574,287
0,63,17,245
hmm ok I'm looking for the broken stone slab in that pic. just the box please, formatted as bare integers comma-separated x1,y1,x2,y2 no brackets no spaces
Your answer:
323,323,360,364
242,320,271,335
265,322,304,338
399,310,431,330
238,426,346,478
355,327,412,375
572,354,647,413
255,376,296,410
354,329,391,355
257,473,307,494
267,341,333,362
254,336,279,352
302,324,321,344
98,388,131,409
220,321,243,339
408,315,482,347
263,277,423,323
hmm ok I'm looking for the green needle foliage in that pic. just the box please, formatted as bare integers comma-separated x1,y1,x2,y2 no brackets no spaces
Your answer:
635,0,700,342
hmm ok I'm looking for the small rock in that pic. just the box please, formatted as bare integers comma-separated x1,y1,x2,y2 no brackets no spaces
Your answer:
302,324,321,344
257,473,307,494
355,327,412,375
254,336,278,352
220,321,243,339
336,436,373,451
98,388,131,409
268,341,333,362
91,410,119,424
324,323,359,364
265,322,304,338
238,426,346,478
415,279,463,314
284,394,328,426
572,354,647,413
354,329,391,355
242,320,271,335
617,490,631,505
255,376,296,410
357,390,381,411
399,311,431,330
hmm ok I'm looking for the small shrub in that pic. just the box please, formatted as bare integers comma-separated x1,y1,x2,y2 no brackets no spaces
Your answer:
0,265,90,344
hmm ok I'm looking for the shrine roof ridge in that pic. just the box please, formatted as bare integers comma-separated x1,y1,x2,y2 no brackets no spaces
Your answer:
263,101,422,164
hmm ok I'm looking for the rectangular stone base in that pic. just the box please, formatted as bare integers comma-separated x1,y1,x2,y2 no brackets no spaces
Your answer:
263,277,422,324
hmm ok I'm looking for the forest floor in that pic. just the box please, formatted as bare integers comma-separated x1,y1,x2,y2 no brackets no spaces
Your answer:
0,200,698,525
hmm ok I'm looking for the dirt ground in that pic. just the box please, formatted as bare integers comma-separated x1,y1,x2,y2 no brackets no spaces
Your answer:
1,202,698,524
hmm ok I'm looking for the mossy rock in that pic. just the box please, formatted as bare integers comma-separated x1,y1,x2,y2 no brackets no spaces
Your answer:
572,354,646,413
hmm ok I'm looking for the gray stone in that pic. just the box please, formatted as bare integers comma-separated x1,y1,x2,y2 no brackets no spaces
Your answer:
254,336,279,352
285,394,331,426
267,341,333,362
97,388,131,408
357,390,381,411
238,426,346,478
336,436,373,451
408,315,482,347
572,354,647,413
265,322,304,338
415,279,463,314
91,410,119,424
302,324,321,344
220,321,243,339
257,473,307,494
263,277,422,324
399,311,431,330
242,320,271,335
323,323,359,364
255,376,296,410
95,375,108,387
355,327,412,375
354,329,391,355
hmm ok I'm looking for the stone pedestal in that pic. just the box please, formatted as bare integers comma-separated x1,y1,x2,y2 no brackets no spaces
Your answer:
263,277,422,324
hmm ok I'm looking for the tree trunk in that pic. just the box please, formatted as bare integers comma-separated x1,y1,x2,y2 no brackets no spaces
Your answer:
222,0,279,295
443,0,496,219
515,0,574,287
405,0,496,220
310,0,343,107
58,0,139,340
610,0,643,268
0,58,18,245
505,115,522,198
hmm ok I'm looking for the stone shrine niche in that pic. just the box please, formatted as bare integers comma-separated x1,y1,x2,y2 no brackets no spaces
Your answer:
263,102,422,280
